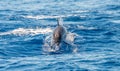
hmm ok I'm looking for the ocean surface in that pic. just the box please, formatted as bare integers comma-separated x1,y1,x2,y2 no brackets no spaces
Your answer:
0,0,120,71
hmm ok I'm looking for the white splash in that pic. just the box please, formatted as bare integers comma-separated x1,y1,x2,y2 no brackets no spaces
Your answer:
0,28,52,36
23,15,61,19
65,32,75,44
23,14,86,20
42,32,78,53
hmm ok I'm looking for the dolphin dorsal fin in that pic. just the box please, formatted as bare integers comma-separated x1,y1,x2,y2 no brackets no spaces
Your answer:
57,17,63,26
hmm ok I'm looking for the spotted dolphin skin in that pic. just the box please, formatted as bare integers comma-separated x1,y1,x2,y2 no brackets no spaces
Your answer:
51,18,67,50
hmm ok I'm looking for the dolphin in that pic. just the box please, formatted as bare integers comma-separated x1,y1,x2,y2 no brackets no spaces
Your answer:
51,18,67,50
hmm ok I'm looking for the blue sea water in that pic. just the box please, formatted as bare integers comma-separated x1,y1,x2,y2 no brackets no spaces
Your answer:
0,0,120,71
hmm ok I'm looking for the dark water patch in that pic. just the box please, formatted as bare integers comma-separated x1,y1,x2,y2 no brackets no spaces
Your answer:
64,66,88,71
0,66,5,69
0,9,14,14
78,59,98,63
82,28,105,33
84,48,100,52
98,60,120,67
39,18,57,22
103,31,116,36
106,5,120,10
0,38,43,57
23,37,44,45
15,10,31,15
75,29,105,37
84,40,119,44
9,15,26,21
1,47,42,57
88,11,114,21
103,22,120,30
0,14,10,20
6,63,37,70
8,61,21,66
19,18,45,28
0,50,7,57
0,22,26,32
31,9,54,16
72,28,104,37
0,9,13,12
93,16,113,20
0,26,15,32
64,16,87,22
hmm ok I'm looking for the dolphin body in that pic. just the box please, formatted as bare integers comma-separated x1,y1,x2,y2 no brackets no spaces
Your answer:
51,18,67,50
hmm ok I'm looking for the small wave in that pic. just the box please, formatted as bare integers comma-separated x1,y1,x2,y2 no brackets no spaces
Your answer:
0,28,52,36
23,14,86,20
77,25,97,30
23,15,60,19
111,20,120,24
